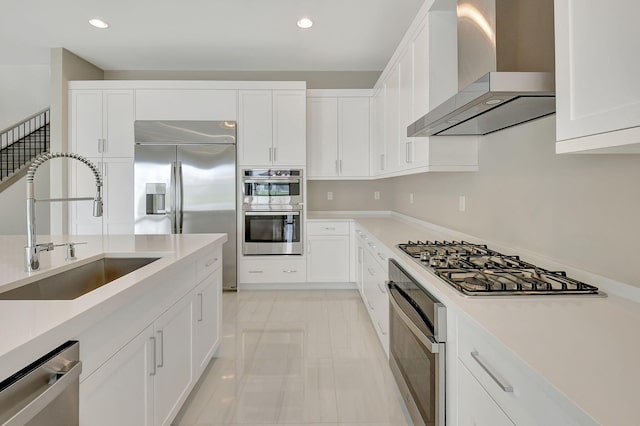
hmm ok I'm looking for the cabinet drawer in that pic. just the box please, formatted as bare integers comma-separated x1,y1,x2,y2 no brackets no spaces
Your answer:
239,258,306,283
457,317,593,426
196,247,222,282
307,221,350,235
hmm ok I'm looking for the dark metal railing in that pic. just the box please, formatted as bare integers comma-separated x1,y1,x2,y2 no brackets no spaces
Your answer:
0,108,50,180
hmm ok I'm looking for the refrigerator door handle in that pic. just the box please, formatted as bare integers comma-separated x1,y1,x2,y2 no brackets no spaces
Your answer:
176,160,184,234
170,161,177,234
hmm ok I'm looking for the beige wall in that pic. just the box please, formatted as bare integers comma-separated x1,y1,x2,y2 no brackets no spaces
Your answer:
49,48,104,234
307,180,391,211
105,70,380,89
310,116,640,288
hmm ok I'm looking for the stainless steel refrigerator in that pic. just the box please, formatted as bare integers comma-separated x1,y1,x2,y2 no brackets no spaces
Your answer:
134,121,237,290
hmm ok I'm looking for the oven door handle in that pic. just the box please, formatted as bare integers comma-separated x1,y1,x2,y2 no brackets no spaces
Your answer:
388,286,441,354
244,211,300,216
243,178,300,184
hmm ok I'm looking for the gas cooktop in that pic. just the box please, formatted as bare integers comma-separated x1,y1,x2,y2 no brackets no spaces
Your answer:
397,241,601,296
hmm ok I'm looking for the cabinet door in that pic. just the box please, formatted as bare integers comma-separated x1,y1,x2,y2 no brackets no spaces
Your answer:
458,361,514,426
307,97,339,177
103,158,134,235
71,90,103,158
102,90,134,157
307,235,350,282
135,89,237,121
80,325,155,426
193,269,222,377
273,90,306,165
70,156,103,235
383,67,400,172
339,97,370,177
372,88,386,175
238,90,273,165
154,295,193,426
555,0,640,152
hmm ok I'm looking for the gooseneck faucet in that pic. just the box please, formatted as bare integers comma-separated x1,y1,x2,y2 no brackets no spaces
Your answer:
25,152,103,272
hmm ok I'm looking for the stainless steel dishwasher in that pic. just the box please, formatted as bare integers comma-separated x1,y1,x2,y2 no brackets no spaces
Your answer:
0,341,81,426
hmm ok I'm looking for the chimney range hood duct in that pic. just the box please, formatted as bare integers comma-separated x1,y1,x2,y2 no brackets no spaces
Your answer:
408,0,555,137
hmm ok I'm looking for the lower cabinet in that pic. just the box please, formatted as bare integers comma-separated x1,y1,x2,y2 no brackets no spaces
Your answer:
457,360,514,426
362,247,389,356
80,325,155,426
239,258,306,283
79,251,223,426
192,269,222,377
307,221,351,282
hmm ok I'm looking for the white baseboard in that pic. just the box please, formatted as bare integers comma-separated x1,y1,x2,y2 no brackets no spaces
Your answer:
238,282,357,291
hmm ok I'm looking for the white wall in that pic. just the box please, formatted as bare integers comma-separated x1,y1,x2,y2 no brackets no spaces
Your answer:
0,65,51,236
0,65,50,130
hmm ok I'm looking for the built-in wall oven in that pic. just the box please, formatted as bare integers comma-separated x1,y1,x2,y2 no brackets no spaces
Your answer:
387,259,446,426
242,169,303,255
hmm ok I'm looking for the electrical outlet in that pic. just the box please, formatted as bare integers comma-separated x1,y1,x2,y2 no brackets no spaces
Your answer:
374,191,380,200
458,195,466,212
409,193,414,204
327,191,333,201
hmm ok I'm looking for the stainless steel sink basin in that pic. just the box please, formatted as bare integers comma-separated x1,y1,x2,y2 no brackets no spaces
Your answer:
0,257,160,300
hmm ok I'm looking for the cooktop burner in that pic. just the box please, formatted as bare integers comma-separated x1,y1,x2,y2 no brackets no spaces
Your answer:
397,241,601,296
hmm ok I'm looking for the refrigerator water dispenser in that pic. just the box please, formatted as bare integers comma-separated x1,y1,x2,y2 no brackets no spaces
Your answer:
146,183,166,214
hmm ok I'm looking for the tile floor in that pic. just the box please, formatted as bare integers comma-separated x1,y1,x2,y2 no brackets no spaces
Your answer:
173,290,411,426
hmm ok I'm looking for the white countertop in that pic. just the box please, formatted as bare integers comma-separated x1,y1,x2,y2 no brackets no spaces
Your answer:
310,211,640,426
0,233,226,380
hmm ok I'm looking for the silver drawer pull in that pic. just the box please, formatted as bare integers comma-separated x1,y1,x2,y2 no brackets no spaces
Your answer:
377,321,388,336
377,282,386,294
205,258,219,267
248,270,263,274
322,227,336,231
470,351,513,393
377,252,386,261
282,270,297,273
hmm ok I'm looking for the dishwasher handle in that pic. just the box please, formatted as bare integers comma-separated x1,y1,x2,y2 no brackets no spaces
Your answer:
0,353,82,426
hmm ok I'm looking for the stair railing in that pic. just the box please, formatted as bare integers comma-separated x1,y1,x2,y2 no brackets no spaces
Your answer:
0,108,50,180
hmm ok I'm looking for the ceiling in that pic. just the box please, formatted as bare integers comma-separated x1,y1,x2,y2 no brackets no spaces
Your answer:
0,0,424,71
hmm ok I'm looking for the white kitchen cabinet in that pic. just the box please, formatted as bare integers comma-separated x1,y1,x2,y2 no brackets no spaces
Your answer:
70,157,134,235
135,89,237,121
238,90,306,166
153,293,193,426
362,246,389,356
382,67,400,174
307,92,371,179
239,258,307,284
306,221,351,282
192,268,222,377
457,360,514,426
71,89,134,158
80,325,155,426
555,0,640,153
372,88,386,174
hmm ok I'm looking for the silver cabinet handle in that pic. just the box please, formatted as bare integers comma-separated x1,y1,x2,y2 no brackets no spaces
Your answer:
358,247,363,264
322,227,336,231
149,336,157,376
273,147,277,162
268,147,272,162
408,140,413,163
377,252,386,261
406,141,410,163
198,293,203,322
157,330,164,368
335,159,339,174
205,257,218,267
377,282,386,294
98,138,103,153
470,351,514,393
380,153,385,171
282,270,297,273
339,159,343,173
248,270,263,274
377,321,388,336
104,138,108,154
367,268,375,276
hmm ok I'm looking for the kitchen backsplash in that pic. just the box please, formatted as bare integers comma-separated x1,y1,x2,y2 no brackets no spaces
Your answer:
308,116,640,289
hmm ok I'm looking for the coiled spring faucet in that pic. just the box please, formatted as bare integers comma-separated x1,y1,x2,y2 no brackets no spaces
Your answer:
25,152,103,271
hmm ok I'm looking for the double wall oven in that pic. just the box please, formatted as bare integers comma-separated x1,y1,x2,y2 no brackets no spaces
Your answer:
242,169,303,255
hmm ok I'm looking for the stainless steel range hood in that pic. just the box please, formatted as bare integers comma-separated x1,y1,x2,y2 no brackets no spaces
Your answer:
408,0,555,137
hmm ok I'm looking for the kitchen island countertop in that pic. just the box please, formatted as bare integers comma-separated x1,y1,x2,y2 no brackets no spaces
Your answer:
0,233,226,381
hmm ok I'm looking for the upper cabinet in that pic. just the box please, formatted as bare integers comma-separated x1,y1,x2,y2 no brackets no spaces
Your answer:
135,89,237,121
70,89,134,158
307,90,371,179
238,89,306,166
555,0,640,153
372,4,478,177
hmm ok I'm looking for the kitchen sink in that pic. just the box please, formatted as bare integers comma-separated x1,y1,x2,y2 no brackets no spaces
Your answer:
0,257,160,300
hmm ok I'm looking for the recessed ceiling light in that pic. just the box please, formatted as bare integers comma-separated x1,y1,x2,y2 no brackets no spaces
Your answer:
485,99,502,105
296,17,313,29
89,18,109,29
